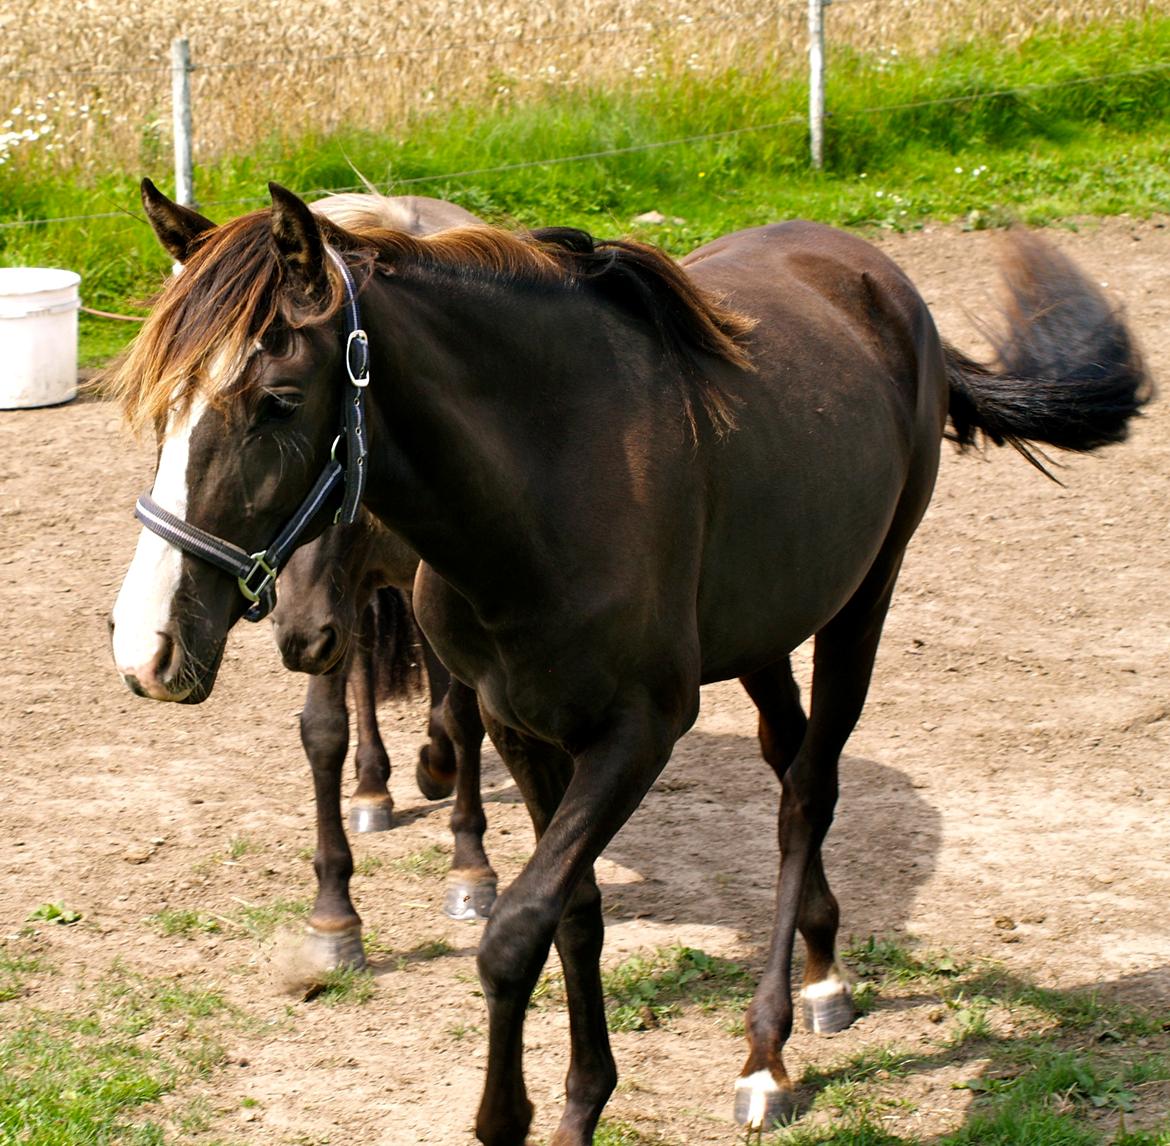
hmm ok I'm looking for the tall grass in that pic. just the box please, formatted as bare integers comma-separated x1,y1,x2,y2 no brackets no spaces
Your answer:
2,0,1159,172
0,15,1167,364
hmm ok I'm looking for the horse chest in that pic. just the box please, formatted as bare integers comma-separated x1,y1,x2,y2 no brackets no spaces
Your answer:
412,564,619,744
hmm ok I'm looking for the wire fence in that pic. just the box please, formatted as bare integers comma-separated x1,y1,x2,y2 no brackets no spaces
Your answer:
0,0,1163,232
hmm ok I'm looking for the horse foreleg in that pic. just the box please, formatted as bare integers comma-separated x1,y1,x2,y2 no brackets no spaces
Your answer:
475,704,679,1146
416,635,458,799
737,575,898,1130
348,601,395,833
442,680,497,921
300,669,365,972
741,660,850,1033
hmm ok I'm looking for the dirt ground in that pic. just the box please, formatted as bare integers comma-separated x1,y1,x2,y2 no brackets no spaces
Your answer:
1,218,1168,1144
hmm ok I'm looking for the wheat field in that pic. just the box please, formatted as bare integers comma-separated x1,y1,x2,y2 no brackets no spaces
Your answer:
0,0,1162,173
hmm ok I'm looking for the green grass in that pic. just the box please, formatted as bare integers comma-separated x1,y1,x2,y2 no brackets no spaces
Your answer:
0,17,1166,367
147,909,222,939
390,845,450,879
0,950,44,1004
602,945,753,1032
761,936,1170,1146
353,855,384,877
0,961,236,1145
307,967,376,1007
229,898,309,939
593,1117,678,1145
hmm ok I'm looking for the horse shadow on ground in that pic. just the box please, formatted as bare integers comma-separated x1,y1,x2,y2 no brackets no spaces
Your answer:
401,724,941,954
374,728,1170,1136
598,729,940,948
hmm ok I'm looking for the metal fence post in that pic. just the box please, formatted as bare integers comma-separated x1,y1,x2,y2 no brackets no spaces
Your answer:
808,0,825,170
171,37,195,206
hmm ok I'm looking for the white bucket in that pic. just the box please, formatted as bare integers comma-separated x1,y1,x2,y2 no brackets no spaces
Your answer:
0,267,81,409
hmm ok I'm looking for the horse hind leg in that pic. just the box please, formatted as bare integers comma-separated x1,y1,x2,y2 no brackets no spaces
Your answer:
416,636,458,800
735,571,900,1129
348,601,395,833
741,660,854,1037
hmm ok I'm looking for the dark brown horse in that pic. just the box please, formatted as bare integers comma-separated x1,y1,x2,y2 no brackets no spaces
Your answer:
107,182,1148,1143
266,193,497,973
273,510,497,957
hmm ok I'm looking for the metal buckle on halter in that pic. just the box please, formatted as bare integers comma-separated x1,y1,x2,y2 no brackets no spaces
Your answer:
346,329,370,388
238,551,277,605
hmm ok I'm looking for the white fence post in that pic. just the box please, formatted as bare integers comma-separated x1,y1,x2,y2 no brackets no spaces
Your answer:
808,0,825,170
171,37,195,206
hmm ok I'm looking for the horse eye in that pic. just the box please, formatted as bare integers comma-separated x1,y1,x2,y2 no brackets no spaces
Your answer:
256,390,302,424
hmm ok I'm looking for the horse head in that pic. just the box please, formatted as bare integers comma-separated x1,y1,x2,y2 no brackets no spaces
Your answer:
109,180,354,702
269,517,379,675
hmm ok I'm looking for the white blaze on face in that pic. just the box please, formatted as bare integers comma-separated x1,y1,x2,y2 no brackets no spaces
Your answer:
111,393,209,678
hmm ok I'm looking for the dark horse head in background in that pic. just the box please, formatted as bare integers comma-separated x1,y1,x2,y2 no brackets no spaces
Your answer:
107,181,1148,1144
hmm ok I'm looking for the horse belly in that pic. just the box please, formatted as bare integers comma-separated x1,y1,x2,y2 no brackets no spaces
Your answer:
695,393,913,684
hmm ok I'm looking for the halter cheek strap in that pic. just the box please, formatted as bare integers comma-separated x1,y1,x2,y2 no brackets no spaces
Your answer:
133,244,370,623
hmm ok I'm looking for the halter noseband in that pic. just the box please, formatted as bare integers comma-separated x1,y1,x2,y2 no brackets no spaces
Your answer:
134,246,369,623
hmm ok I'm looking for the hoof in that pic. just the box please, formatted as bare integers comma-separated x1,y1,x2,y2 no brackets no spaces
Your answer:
443,872,497,920
416,747,455,801
349,798,393,833
300,924,366,974
800,979,856,1034
734,1071,796,1130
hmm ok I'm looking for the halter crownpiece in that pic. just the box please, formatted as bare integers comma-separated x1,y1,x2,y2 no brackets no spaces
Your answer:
134,244,369,623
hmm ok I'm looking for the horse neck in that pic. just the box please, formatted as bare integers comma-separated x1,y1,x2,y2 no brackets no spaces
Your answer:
356,271,663,593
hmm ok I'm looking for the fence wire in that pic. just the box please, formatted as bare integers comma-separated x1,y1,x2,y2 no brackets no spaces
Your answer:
1,58,1165,233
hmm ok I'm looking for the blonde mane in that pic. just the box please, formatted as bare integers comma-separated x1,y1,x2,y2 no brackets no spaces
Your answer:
105,208,754,436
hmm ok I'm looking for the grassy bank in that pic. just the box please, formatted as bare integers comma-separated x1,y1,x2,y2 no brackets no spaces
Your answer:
0,17,1167,365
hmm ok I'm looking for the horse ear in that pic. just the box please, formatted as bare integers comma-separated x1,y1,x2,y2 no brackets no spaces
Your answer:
141,177,216,263
268,182,329,299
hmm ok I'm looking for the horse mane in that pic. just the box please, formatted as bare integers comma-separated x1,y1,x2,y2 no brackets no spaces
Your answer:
342,221,755,435
106,208,754,436
104,210,347,433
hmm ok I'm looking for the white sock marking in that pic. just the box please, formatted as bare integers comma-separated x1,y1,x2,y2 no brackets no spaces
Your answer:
735,1069,780,1129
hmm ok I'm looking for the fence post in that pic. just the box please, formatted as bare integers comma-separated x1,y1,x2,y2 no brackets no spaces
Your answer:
171,37,195,206
808,0,825,170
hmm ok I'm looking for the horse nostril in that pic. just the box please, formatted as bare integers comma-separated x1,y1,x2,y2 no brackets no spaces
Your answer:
155,632,182,684
313,626,340,667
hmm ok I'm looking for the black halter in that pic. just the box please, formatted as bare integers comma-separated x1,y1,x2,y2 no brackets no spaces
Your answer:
134,246,369,623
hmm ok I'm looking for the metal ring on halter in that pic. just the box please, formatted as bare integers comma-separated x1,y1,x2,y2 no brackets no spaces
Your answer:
346,329,370,387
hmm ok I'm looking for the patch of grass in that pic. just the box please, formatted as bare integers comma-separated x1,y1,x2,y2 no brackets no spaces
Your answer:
0,964,236,1144
446,1022,481,1041
805,1046,918,1092
309,967,375,1007
225,835,260,860
844,935,966,985
0,949,43,1004
786,936,1170,1145
353,855,384,877
390,845,449,880
147,908,222,939
602,945,753,1032
593,1117,677,1145
408,938,455,962
230,898,310,939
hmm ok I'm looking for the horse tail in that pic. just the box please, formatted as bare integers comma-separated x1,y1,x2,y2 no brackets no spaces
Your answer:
944,230,1152,474
366,586,423,704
